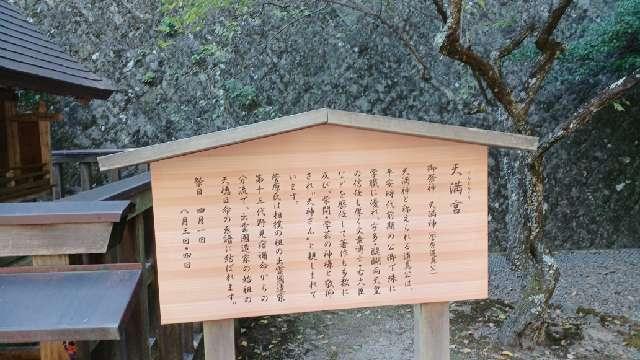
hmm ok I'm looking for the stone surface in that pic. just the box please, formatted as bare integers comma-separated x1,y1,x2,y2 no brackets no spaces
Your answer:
11,0,640,250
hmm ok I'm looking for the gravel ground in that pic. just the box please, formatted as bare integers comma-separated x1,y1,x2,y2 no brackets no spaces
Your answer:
239,249,640,360
489,249,640,320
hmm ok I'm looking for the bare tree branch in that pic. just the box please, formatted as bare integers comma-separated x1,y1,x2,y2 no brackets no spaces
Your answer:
535,0,573,51
438,0,526,129
326,0,455,101
534,69,640,159
326,0,431,79
520,0,573,115
492,23,535,65
431,0,447,24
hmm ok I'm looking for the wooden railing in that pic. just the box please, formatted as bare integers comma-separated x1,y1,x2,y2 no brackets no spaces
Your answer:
64,172,204,360
51,149,149,199
0,162,51,202
0,149,204,360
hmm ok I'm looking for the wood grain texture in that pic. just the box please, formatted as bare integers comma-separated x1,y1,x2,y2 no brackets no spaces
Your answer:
151,124,488,324
32,255,68,360
0,263,142,343
203,320,235,360
98,109,328,171
414,302,450,360
327,109,538,150
0,200,130,224
0,222,113,256
98,109,537,170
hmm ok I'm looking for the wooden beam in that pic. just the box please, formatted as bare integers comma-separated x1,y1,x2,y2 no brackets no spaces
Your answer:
32,255,69,360
79,162,92,191
52,163,62,199
98,108,539,171
9,113,63,122
0,200,130,225
0,222,114,256
97,109,329,170
203,320,235,360
413,302,450,360
327,109,538,151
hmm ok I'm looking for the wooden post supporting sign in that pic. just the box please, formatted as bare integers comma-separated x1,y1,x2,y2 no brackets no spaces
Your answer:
203,320,235,360
414,302,450,360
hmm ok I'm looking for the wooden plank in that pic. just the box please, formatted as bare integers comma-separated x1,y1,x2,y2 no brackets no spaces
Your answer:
52,149,127,164
97,109,329,170
32,255,69,360
0,263,142,343
413,302,450,360
60,172,150,202
52,163,62,199
327,109,538,151
79,162,92,191
203,320,234,360
0,200,130,225
98,108,538,171
152,124,488,324
0,222,114,256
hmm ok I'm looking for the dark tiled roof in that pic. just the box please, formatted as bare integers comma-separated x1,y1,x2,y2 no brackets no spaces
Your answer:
0,1,115,99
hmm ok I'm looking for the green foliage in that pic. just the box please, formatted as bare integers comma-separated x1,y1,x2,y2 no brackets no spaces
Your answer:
191,43,228,65
160,0,252,33
224,79,259,113
15,90,54,112
143,71,157,85
564,0,640,76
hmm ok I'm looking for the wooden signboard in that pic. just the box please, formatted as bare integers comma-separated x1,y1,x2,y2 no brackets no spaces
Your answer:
150,124,488,324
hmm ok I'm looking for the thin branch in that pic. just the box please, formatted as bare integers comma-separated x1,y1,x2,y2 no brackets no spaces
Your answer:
534,69,640,159
431,0,447,24
471,68,494,107
326,0,455,101
520,0,573,117
493,23,535,65
438,0,525,129
535,0,573,51
325,0,432,80
266,5,329,45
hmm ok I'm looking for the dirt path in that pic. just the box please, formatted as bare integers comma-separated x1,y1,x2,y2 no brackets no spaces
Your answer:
237,249,640,360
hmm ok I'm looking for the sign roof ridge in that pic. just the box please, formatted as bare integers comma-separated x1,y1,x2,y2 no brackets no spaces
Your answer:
98,108,537,171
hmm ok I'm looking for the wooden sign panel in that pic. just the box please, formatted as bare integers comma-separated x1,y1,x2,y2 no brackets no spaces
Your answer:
151,124,488,324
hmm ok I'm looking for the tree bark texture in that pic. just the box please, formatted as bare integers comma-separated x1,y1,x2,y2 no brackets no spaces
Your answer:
497,150,560,346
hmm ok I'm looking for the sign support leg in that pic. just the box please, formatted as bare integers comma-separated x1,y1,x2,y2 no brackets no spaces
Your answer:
414,302,450,360
203,319,235,360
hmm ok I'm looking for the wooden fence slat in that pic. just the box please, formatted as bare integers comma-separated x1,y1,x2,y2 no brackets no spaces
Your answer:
203,320,234,360
413,302,450,360
79,162,92,191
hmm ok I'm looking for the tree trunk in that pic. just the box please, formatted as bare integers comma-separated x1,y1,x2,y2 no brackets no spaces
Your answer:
497,151,560,346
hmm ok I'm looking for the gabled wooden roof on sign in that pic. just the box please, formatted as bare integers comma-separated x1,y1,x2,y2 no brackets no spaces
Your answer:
97,108,539,171
0,0,115,99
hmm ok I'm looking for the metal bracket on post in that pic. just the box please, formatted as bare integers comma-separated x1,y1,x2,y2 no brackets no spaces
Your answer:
414,302,450,360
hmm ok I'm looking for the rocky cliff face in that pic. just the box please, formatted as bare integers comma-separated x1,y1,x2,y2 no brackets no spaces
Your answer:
12,0,639,249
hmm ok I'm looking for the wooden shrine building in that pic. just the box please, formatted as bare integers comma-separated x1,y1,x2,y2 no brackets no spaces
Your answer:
0,0,115,201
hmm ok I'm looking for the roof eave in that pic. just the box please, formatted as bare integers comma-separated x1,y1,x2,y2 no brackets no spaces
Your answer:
98,108,539,171
0,68,116,100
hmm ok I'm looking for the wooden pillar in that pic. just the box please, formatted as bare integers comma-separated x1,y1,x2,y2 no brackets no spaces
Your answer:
32,255,71,360
2,91,20,171
107,168,120,183
79,162,92,191
52,163,62,199
413,302,450,360
135,214,151,359
203,319,234,360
